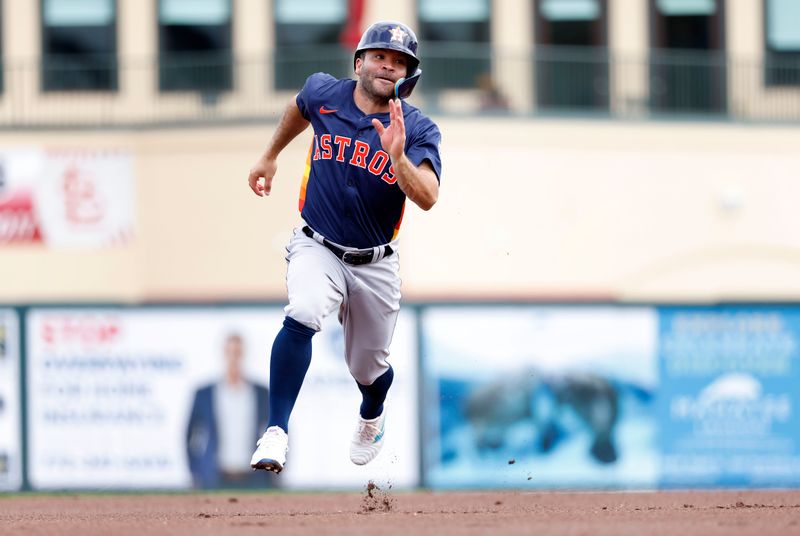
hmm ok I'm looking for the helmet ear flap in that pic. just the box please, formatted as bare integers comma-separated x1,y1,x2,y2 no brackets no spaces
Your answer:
394,69,422,99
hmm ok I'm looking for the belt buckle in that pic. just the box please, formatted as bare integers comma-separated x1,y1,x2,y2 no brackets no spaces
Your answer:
342,250,372,266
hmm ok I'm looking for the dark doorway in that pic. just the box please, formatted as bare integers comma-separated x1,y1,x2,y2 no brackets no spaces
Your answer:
158,0,233,93
41,0,118,91
534,0,609,112
650,0,727,114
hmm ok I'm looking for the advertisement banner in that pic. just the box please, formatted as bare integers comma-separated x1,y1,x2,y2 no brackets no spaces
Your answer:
284,310,419,490
0,149,135,248
26,307,419,490
658,306,800,487
0,149,44,244
0,309,22,491
421,306,658,489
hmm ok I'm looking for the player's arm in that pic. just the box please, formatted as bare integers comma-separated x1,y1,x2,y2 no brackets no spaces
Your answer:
371,99,439,211
391,155,438,211
248,98,310,197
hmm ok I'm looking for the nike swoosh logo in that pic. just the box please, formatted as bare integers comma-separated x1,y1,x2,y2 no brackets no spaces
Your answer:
319,106,338,114
373,423,385,443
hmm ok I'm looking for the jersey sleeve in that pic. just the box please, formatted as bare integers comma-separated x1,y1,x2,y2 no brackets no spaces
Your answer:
295,72,338,120
406,119,443,183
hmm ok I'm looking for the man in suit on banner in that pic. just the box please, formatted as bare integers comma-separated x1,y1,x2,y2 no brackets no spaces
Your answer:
186,332,276,489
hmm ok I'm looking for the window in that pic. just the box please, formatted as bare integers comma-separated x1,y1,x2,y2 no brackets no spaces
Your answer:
417,0,491,90
534,0,609,110
274,0,349,90
159,0,232,92
650,0,726,113
765,0,800,86
41,0,117,91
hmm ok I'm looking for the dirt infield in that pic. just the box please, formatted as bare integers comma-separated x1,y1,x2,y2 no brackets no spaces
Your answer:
2,489,799,535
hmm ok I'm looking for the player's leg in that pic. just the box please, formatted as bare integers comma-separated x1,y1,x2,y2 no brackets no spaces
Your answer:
341,255,401,465
357,365,394,419
251,229,346,473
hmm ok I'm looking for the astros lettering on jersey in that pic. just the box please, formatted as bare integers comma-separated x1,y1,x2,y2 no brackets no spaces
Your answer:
296,73,442,249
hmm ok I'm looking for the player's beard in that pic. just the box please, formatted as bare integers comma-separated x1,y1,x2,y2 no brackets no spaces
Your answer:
359,71,395,105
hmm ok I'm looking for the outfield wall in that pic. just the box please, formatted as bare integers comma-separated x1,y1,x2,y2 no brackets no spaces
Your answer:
1,303,799,492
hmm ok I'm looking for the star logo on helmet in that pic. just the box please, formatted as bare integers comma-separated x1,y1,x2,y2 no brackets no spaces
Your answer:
389,26,407,43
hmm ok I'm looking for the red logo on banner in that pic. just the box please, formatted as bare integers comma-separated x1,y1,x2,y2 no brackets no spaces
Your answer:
63,164,104,226
40,315,122,346
0,190,43,244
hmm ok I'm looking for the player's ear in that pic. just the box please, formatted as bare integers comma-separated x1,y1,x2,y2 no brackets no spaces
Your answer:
355,56,363,76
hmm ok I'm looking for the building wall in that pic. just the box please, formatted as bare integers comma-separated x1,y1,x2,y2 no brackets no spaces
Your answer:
1,1,797,122
2,1,798,304
1,117,798,303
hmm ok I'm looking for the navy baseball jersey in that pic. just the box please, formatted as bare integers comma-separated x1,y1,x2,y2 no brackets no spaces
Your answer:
295,72,442,249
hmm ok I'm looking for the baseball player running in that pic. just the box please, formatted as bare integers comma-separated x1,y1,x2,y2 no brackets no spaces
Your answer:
247,21,442,473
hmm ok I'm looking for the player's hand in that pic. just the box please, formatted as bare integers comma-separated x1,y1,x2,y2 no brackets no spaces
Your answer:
248,155,277,197
372,98,406,162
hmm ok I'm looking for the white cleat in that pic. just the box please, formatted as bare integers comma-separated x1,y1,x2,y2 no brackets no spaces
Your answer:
250,426,289,473
350,411,386,466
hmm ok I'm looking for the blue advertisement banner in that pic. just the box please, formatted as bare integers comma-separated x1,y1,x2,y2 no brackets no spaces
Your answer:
658,306,800,487
421,306,659,489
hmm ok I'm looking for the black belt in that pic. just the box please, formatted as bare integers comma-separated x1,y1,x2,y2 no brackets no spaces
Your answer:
302,226,394,266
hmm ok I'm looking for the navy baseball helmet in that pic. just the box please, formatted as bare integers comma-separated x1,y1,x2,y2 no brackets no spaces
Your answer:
354,21,422,98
